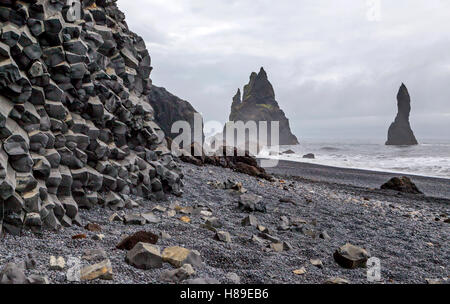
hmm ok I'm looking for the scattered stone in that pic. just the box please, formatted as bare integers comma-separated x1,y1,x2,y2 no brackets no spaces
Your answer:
251,235,266,246
72,234,87,240
80,259,113,281
204,217,223,231
152,205,167,213
141,212,161,224
49,256,65,270
27,275,50,284
24,254,37,270
334,243,369,269
381,176,423,194
303,153,315,159
109,213,124,223
224,179,247,193
158,231,172,240
241,215,258,227
124,214,146,225
116,231,159,250
319,231,331,240
92,234,105,241
160,264,195,282
282,149,296,155
283,241,294,251
180,216,191,223
162,246,202,268
84,223,102,232
215,231,232,243
425,278,442,285
293,267,307,275
258,232,281,244
279,197,296,205
126,242,163,270
82,249,108,262
324,277,350,284
270,243,284,252
0,263,28,284
278,216,290,231
310,259,324,269
238,194,266,213
225,272,241,284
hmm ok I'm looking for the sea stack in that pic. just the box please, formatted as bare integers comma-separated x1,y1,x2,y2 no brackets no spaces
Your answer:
224,68,299,148
386,84,418,146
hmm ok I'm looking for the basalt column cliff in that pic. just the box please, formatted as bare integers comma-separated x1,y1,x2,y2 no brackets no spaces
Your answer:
386,84,419,146
0,0,182,236
224,68,299,148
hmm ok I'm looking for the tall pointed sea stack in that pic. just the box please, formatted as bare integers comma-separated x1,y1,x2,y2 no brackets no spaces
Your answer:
386,84,418,146
225,68,299,147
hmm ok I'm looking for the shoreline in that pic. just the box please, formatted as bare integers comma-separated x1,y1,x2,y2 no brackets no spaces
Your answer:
262,159,450,200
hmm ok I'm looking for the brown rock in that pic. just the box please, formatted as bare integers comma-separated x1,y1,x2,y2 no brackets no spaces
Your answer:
72,234,87,240
84,223,102,232
333,243,369,269
80,259,113,281
381,176,423,194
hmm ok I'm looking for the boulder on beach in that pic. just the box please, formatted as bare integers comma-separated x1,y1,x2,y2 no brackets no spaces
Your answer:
303,153,315,159
381,176,423,194
386,84,418,146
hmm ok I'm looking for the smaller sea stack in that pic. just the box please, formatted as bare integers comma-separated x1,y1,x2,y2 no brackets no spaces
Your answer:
386,84,418,146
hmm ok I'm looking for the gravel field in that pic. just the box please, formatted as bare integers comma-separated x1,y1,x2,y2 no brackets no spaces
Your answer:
1,161,449,284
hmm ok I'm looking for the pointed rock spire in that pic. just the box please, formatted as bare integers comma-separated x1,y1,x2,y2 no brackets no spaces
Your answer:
242,67,275,102
231,89,241,109
386,83,418,145
226,68,299,146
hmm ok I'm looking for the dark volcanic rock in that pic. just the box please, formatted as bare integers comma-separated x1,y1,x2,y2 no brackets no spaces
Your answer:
0,0,183,236
381,176,423,194
303,153,315,159
116,231,159,251
224,68,299,147
386,84,418,146
333,243,369,269
148,86,204,144
179,144,273,180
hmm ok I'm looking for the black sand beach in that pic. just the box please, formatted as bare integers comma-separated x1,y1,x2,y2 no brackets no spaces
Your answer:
1,160,448,284
266,160,450,200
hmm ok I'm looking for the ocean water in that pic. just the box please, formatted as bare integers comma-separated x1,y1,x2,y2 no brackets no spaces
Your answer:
258,139,450,179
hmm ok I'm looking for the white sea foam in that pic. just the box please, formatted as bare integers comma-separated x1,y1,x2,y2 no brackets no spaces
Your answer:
258,139,450,179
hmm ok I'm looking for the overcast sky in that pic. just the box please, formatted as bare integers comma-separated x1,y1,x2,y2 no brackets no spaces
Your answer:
118,0,450,142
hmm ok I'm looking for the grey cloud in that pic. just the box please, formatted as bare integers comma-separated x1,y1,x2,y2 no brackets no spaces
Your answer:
118,0,450,141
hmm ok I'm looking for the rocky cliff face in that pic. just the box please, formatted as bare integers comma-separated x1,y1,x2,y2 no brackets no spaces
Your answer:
386,84,418,146
225,68,299,147
147,85,203,144
0,0,182,236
